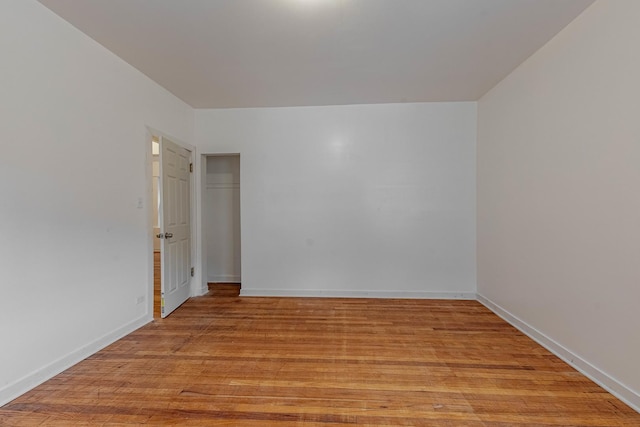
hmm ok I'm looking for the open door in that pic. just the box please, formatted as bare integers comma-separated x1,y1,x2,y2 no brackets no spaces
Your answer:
158,136,192,317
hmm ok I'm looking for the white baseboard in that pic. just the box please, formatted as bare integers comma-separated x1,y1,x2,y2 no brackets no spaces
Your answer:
191,282,210,297
207,275,241,283
0,315,151,407
196,285,210,296
240,288,476,299
477,293,640,413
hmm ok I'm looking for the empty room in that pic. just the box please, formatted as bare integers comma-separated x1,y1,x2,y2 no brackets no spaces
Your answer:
1,0,639,425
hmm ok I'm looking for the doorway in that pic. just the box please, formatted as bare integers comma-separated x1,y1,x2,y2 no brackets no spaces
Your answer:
204,155,241,291
151,137,161,318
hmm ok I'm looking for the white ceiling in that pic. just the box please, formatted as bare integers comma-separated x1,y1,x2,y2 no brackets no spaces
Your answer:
38,0,594,108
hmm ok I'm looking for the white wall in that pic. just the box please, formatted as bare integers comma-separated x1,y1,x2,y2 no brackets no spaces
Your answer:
205,156,241,283
0,0,194,405
478,0,640,410
195,102,476,297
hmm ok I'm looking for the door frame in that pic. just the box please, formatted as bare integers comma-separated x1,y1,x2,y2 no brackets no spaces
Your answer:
145,126,198,319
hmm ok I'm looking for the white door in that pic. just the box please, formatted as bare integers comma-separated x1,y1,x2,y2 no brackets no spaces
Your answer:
159,136,191,318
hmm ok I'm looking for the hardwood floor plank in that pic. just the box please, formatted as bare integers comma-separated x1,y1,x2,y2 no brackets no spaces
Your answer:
1,287,638,426
153,251,162,319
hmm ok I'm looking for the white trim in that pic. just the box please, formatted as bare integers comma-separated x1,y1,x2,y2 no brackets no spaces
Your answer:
208,274,241,283
0,315,151,407
187,283,209,297
477,293,640,413
240,289,476,299
205,183,240,190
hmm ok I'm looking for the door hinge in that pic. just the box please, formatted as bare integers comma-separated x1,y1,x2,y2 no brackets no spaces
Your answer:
190,267,194,277
189,163,193,173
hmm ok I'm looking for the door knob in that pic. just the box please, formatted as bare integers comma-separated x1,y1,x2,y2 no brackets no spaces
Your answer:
156,233,164,239
165,232,174,238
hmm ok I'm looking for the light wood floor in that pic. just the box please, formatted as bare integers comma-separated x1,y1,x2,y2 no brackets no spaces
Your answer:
1,286,638,426
154,251,161,319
